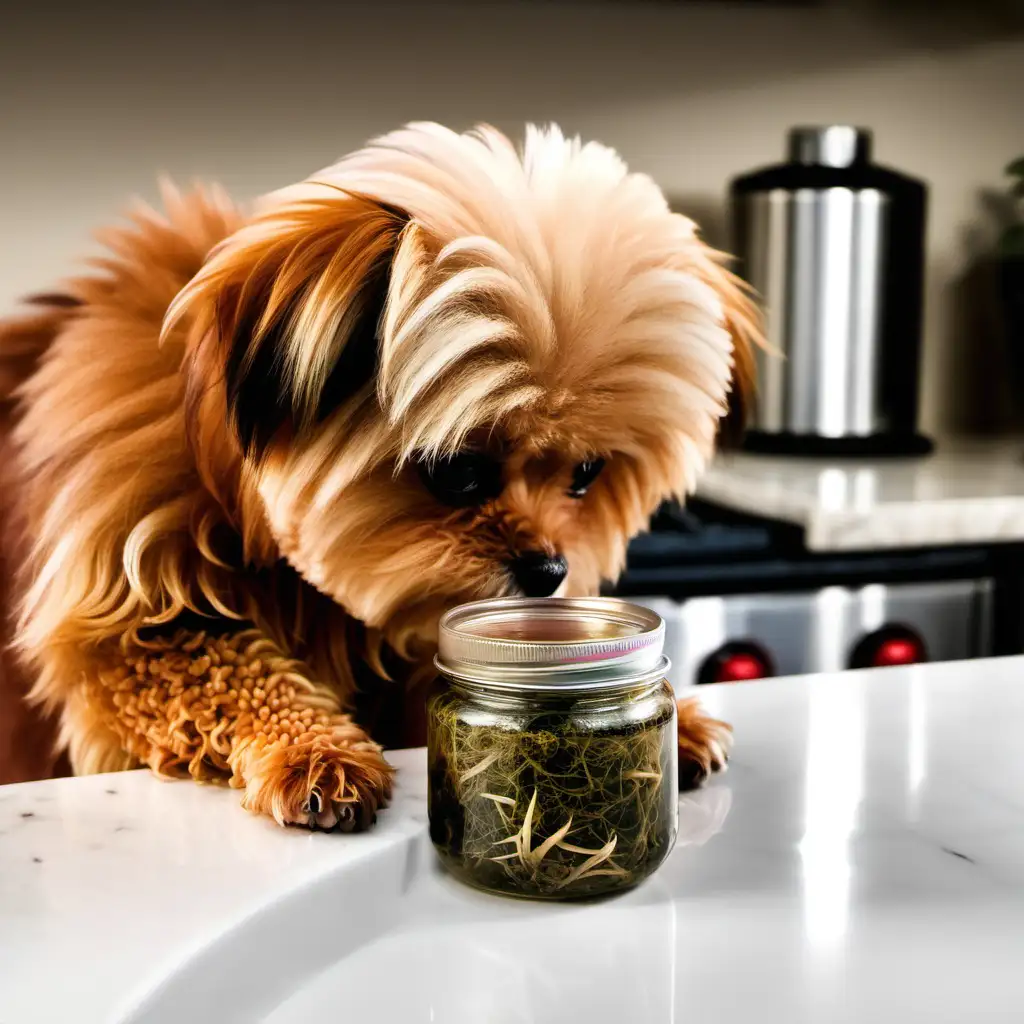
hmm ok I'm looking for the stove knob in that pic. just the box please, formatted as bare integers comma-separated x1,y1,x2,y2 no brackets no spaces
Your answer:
849,626,928,670
715,652,766,682
698,641,775,685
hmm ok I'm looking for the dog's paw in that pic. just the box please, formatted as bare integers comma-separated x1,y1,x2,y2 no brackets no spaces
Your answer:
676,697,733,792
239,734,394,832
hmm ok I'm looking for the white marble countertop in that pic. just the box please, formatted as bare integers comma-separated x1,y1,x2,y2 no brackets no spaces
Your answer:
696,437,1024,551
4,656,1024,1023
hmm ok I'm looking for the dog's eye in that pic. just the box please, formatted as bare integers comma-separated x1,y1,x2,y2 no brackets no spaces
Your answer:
568,458,606,498
418,451,503,508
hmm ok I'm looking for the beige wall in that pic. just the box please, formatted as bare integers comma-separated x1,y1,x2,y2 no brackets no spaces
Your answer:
2,1,1021,434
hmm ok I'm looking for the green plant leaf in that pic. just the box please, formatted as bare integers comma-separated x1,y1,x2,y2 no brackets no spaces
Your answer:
1000,224,1024,257
1006,156,1024,177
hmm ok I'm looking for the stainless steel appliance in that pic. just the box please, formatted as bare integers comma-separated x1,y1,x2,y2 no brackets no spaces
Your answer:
730,126,930,456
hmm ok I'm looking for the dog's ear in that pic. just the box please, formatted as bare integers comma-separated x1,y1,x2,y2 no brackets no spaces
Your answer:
171,193,408,457
692,250,764,449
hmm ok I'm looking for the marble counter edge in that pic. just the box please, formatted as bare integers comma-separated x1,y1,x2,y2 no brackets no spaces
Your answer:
696,474,1024,551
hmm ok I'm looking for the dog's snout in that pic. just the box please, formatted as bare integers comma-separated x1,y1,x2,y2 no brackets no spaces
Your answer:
511,552,567,598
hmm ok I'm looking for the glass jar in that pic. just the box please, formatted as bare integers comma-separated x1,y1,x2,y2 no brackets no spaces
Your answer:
428,597,678,900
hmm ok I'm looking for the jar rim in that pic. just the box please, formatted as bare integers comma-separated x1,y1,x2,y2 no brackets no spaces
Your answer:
436,596,668,692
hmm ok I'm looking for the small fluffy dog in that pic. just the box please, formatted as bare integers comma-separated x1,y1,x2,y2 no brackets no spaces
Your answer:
0,123,758,829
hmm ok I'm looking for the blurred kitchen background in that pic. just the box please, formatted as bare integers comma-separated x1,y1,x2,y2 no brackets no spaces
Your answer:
3,0,1024,688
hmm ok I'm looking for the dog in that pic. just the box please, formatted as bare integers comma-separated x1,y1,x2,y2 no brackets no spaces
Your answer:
0,123,758,829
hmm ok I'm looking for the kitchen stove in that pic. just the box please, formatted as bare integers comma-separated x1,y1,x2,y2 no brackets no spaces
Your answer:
612,500,1000,689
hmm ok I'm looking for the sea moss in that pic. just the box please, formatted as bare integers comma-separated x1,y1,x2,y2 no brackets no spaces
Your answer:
427,683,677,899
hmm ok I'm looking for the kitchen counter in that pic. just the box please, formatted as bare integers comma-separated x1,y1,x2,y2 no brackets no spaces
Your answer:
3,656,1024,1023
696,438,1024,551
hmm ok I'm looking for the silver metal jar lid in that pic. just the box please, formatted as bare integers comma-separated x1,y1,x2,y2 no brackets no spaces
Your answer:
436,596,668,691
788,125,872,168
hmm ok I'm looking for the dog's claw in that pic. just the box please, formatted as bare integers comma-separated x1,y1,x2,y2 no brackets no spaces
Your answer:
678,758,711,791
677,697,733,793
297,790,384,833
335,804,358,833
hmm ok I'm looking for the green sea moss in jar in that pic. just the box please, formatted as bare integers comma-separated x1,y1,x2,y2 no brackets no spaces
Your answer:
428,597,678,900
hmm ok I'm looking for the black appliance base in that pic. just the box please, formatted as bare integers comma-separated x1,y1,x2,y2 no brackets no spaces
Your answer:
743,431,934,458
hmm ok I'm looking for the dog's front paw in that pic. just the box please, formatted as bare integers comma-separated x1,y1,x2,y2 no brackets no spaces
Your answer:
677,697,732,791
238,734,394,832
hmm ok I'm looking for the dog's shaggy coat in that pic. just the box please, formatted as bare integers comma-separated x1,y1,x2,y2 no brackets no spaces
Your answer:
0,124,757,827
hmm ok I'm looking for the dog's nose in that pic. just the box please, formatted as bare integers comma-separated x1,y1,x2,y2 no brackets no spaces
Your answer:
512,552,568,598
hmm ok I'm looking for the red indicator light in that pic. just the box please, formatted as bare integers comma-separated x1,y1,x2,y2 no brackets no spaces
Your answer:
849,626,929,671
698,641,776,685
871,635,925,667
715,652,768,683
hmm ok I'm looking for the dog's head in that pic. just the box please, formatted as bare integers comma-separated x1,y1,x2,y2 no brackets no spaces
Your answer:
170,123,759,660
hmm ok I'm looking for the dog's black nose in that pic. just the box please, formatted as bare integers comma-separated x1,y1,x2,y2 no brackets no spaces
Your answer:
512,552,568,598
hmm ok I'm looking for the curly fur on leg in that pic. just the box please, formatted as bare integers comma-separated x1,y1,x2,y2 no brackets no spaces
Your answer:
85,629,393,830
677,696,732,791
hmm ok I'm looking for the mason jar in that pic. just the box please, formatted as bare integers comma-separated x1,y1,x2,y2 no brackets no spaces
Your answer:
427,597,678,900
